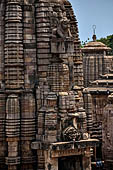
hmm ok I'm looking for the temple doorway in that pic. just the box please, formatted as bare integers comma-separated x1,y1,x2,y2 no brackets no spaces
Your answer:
58,155,83,170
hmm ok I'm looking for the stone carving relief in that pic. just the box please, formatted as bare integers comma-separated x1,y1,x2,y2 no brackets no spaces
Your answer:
58,92,81,141
62,114,81,141
48,63,70,92
49,4,74,54
50,11,72,39
58,91,89,142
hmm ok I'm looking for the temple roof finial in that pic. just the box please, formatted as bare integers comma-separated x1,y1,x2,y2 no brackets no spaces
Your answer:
92,25,96,41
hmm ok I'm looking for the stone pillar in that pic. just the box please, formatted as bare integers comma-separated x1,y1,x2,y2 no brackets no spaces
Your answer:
35,0,51,84
5,95,20,170
21,93,36,170
45,150,58,170
4,0,24,89
23,0,37,89
82,148,91,170
83,90,93,134
35,1,51,168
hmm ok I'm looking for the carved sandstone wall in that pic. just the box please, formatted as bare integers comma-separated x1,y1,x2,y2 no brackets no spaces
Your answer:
0,0,97,170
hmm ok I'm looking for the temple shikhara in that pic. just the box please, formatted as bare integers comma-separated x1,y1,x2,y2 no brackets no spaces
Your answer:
0,0,112,170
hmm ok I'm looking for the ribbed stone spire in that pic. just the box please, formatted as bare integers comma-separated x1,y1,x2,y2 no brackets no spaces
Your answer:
0,0,97,170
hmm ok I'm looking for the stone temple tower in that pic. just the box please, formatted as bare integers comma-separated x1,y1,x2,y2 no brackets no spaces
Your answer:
0,0,97,170
82,33,112,88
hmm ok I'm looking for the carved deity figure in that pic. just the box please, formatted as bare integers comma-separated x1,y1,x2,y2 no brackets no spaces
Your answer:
50,10,72,39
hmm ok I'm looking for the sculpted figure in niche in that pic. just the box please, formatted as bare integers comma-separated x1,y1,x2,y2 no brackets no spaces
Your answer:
51,10,72,39
58,11,72,38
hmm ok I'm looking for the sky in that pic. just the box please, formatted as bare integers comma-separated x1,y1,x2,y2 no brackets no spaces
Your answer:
69,0,113,42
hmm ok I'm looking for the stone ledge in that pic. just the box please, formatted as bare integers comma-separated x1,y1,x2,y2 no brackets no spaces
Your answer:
31,139,99,151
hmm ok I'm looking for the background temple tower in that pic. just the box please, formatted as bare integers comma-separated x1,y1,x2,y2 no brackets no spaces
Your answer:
82,31,112,87
83,30,113,169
